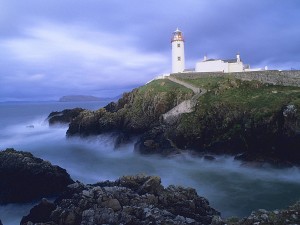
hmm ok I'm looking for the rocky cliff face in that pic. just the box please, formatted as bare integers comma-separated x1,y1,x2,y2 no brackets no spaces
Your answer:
134,78,300,165
66,80,193,136
166,79,300,165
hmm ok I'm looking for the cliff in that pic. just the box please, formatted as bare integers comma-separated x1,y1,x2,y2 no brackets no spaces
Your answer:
57,73,300,165
66,79,193,136
164,76,300,165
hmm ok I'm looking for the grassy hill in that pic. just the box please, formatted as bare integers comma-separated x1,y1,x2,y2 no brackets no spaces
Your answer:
62,75,300,165
178,76,300,112
67,79,193,136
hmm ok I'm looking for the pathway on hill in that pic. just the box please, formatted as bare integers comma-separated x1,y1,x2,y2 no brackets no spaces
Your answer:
166,76,201,94
162,76,207,124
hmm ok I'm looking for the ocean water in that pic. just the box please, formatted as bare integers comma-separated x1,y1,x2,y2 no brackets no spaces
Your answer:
0,101,300,224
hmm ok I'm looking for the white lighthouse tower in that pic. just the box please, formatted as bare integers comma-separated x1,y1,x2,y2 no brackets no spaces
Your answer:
171,28,185,73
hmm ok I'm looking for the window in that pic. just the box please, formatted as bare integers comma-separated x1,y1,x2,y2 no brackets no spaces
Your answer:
177,43,180,47
177,56,181,61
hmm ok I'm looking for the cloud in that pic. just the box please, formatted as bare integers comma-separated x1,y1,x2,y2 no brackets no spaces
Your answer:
0,22,168,100
0,0,299,100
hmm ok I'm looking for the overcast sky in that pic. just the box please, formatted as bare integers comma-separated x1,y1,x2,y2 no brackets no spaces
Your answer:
0,0,299,101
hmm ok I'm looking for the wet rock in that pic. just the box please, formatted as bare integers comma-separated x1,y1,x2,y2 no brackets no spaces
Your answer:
134,125,179,155
21,198,56,224
22,174,219,225
137,176,163,195
225,201,300,225
48,108,84,125
114,132,131,149
0,148,74,204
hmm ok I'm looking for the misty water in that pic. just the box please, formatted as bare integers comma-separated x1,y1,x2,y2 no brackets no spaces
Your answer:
0,101,300,224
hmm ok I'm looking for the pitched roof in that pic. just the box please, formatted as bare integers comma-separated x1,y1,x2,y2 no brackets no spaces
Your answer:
203,58,240,63
223,58,238,63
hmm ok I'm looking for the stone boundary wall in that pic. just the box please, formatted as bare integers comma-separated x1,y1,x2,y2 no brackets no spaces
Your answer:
171,70,300,87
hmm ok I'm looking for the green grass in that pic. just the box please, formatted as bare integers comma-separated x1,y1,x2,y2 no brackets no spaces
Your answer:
177,76,300,113
178,76,230,90
138,79,193,95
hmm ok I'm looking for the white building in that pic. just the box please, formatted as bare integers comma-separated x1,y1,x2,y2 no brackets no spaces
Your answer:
170,28,267,73
171,28,185,73
195,54,245,73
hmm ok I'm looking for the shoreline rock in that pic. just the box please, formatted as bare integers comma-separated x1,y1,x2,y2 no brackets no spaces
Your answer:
0,148,74,204
21,175,219,225
47,108,84,125
223,202,300,225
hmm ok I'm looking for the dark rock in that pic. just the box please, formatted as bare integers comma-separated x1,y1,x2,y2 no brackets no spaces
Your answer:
134,125,179,155
22,174,219,225
0,148,74,204
104,101,118,113
21,198,56,224
225,201,300,225
0,219,2,225
48,108,84,125
114,132,131,149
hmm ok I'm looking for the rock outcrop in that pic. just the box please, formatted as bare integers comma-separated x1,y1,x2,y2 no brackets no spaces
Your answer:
21,175,219,225
0,148,74,204
48,108,85,125
221,202,300,225
66,80,193,137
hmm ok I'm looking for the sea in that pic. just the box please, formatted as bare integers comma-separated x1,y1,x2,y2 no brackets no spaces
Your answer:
0,101,300,224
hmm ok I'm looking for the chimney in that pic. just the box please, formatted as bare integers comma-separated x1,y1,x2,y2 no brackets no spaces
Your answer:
236,53,241,63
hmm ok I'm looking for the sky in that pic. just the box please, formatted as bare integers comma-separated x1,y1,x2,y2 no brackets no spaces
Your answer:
0,0,299,101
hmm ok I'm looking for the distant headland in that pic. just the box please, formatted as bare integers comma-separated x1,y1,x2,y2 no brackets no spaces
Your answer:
59,95,112,102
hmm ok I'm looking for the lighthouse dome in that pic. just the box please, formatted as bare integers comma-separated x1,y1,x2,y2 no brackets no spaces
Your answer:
171,28,184,42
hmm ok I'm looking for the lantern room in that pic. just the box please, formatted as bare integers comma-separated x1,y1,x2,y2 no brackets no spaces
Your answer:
171,28,184,42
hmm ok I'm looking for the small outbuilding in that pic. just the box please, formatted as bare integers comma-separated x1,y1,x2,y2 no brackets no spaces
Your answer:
195,54,245,73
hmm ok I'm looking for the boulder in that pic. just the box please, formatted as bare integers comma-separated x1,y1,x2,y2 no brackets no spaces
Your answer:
22,175,219,225
0,148,74,204
21,198,56,224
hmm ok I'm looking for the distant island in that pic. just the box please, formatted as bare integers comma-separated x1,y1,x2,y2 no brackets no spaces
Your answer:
59,95,111,102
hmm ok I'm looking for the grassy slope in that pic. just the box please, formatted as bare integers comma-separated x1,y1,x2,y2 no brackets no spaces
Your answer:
178,76,300,115
170,76,300,155
67,79,193,136
139,79,193,94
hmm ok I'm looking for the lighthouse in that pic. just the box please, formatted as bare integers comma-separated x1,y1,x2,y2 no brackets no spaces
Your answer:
171,28,185,73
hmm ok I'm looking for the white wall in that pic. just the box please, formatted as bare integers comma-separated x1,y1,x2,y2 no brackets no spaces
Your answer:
172,41,185,73
195,60,228,73
228,62,244,72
